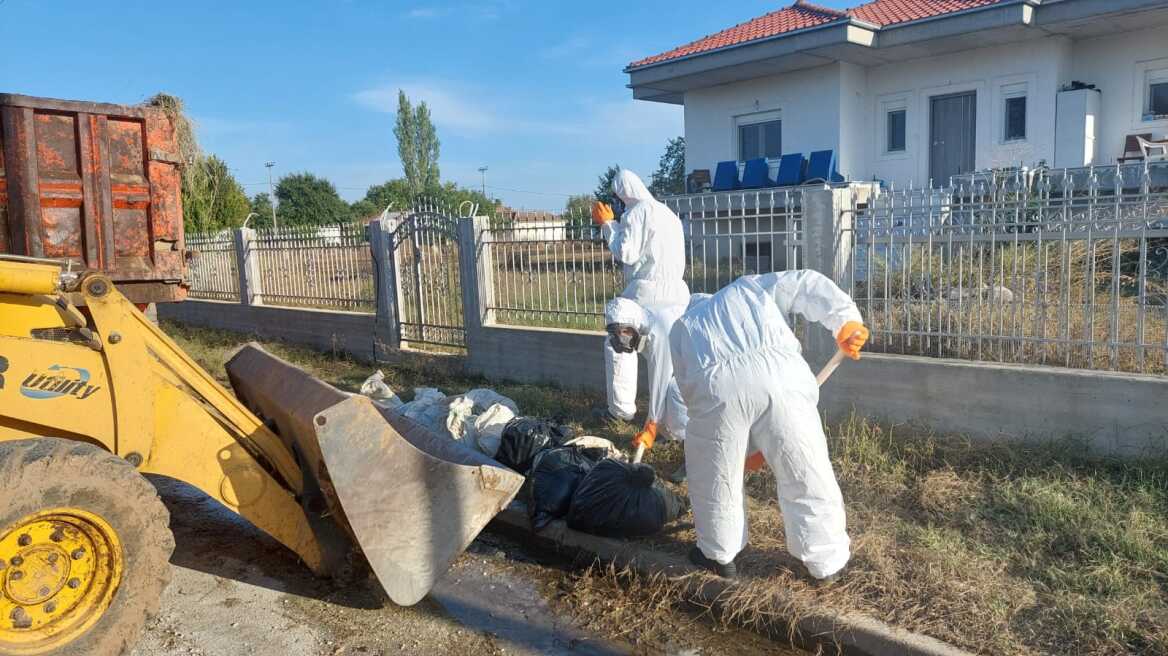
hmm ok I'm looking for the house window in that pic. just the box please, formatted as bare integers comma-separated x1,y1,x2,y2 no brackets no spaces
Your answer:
886,109,906,152
739,119,782,161
1146,68,1168,120
1004,96,1027,141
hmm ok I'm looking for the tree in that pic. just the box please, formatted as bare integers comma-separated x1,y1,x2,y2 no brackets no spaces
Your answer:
393,90,441,197
649,136,686,197
564,194,594,239
362,179,413,214
349,199,379,221
358,178,498,219
143,94,251,233
564,194,593,219
249,193,276,229
273,173,352,226
594,165,621,206
181,155,250,233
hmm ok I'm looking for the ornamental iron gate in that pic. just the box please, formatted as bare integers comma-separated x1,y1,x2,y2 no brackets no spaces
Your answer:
390,210,466,350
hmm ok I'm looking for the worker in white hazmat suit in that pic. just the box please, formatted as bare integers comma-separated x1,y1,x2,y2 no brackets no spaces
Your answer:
605,298,688,448
661,270,869,580
591,170,689,423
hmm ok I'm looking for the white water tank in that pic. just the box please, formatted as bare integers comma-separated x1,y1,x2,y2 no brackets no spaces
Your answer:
1055,87,1101,168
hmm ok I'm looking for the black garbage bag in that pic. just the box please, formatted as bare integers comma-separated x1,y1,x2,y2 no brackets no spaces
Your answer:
495,416,575,474
566,458,686,538
526,447,598,531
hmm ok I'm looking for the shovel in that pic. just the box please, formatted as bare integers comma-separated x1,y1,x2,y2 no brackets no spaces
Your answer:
632,348,851,467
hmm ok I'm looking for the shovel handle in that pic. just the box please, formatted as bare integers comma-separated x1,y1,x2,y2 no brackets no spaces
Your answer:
815,348,848,387
632,443,646,464
746,348,850,469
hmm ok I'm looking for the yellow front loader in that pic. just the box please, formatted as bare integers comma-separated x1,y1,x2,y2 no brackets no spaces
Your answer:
0,256,523,655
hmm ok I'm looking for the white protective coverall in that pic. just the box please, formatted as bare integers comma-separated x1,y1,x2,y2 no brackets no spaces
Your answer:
604,298,688,440
602,169,689,421
669,270,862,578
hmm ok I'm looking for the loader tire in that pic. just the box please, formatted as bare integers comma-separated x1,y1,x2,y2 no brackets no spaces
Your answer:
0,438,174,656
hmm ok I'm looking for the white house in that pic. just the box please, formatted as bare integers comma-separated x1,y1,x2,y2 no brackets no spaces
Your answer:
625,0,1168,188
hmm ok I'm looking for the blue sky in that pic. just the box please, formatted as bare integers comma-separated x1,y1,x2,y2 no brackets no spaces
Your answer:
1,0,848,211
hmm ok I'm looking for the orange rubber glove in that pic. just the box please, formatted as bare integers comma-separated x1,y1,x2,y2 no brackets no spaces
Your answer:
591,201,614,226
745,451,766,472
632,420,658,451
836,321,869,361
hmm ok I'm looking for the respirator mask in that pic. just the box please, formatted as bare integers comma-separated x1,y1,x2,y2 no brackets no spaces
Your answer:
606,323,647,354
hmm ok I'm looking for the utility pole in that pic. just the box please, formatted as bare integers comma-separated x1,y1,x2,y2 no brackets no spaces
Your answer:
478,166,488,197
265,162,278,230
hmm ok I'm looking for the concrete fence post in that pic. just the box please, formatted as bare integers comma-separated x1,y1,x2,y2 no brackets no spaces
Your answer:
456,217,486,338
800,185,859,357
367,219,401,353
473,216,496,327
233,227,263,306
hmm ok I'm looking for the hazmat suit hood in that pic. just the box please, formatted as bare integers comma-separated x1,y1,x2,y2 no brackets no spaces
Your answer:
605,297,648,334
612,169,655,206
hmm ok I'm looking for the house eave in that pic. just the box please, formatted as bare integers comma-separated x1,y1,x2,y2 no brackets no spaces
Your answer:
626,0,1163,102
627,22,876,104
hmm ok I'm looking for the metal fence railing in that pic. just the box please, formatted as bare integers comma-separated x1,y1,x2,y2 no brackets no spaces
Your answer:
484,218,623,331
480,190,805,331
845,162,1168,375
185,231,239,302
667,188,804,294
252,223,375,312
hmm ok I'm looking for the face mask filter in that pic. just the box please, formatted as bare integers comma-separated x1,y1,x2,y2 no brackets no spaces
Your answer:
606,323,643,354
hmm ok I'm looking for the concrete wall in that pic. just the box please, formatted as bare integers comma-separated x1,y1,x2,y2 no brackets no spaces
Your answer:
862,36,1069,184
818,352,1168,458
1070,25,1168,161
158,300,386,363
162,299,1168,458
684,63,843,180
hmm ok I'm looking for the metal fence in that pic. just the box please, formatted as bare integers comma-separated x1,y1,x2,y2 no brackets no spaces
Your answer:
479,189,804,331
667,188,804,294
391,208,467,349
185,231,239,301
484,216,623,330
845,163,1168,375
250,223,375,312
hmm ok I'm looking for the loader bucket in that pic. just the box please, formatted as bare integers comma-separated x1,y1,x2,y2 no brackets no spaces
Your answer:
225,344,524,606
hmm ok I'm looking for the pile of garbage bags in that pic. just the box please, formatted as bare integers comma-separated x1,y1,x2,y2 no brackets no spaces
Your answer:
359,371,518,458
360,370,685,538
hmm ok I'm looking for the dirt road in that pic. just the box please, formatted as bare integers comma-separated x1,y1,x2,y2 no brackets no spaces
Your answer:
130,478,799,656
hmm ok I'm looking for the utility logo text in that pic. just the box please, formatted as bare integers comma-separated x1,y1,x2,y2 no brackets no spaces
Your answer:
20,365,102,400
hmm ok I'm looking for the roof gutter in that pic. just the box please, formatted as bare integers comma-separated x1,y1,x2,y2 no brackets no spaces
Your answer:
873,0,1037,32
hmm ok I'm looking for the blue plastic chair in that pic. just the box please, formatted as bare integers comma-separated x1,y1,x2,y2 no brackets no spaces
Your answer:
774,153,805,186
712,160,740,191
805,150,838,183
739,158,772,189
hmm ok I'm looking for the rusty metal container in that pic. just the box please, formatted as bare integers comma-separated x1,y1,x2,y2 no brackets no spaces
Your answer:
0,93,187,304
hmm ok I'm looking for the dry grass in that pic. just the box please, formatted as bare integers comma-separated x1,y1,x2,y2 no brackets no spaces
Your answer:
166,322,1168,655
860,239,1168,374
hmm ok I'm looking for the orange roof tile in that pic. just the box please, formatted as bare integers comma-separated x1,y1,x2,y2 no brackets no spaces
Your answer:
628,0,1008,70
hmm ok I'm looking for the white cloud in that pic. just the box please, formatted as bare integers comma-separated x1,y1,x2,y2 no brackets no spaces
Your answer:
539,35,591,60
405,6,450,19
403,1,512,21
352,82,496,134
352,80,681,146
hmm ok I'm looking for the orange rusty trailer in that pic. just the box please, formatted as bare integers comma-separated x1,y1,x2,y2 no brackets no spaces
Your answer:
0,93,187,304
